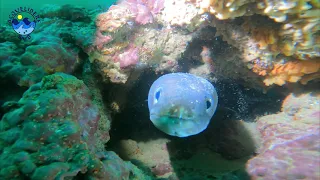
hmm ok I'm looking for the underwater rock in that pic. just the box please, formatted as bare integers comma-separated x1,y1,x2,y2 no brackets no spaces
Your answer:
91,0,197,84
151,162,173,177
0,73,150,179
190,0,319,60
159,0,200,27
0,38,80,87
91,0,319,88
40,4,91,22
96,0,165,33
90,22,192,84
246,92,320,179
0,16,92,87
205,119,261,160
0,4,101,88
0,26,21,43
212,15,320,87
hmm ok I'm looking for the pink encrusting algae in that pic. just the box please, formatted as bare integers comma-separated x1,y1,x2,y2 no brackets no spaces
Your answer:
246,93,320,180
113,44,140,68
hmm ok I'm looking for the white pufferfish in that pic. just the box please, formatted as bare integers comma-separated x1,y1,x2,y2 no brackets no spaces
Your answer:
148,73,218,137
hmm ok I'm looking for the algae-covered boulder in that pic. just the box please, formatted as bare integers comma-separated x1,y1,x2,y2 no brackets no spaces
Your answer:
246,92,320,179
0,73,150,180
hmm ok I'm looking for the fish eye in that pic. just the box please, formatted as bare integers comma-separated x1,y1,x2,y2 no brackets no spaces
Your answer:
155,90,160,100
206,99,212,109
154,88,162,104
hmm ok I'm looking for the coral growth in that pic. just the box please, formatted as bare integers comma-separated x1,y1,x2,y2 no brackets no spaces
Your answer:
0,73,149,179
92,14,191,83
94,30,113,50
213,14,320,86
188,0,256,19
0,5,99,87
96,5,133,33
263,59,320,86
96,0,165,33
246,92,320,179
92,0,320,86
160,0,199,26
0,38,80,87
173,0,319,87
257,1,319,60
114,44,140,68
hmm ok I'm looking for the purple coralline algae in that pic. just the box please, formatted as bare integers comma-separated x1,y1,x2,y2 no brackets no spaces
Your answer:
246,92,320,179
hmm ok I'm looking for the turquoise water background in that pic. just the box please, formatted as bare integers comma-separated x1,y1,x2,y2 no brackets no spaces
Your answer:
0,0,117,25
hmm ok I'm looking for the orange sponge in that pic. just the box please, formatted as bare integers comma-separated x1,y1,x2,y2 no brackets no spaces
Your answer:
263,60,320,86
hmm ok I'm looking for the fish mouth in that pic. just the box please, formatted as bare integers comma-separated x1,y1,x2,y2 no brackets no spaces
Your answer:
150,113,193,121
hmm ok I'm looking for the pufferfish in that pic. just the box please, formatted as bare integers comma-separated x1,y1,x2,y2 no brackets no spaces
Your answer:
148,73,218,137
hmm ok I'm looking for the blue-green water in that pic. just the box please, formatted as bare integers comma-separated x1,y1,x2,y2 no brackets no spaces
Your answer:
0,0,117,25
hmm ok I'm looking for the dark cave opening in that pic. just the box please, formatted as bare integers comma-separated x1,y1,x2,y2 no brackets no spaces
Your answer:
105,70,285,146
103,70,286,179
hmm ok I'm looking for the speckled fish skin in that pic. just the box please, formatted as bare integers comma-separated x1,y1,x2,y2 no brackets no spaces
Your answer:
148,73,218,137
